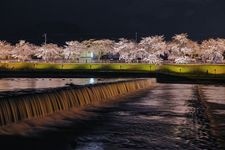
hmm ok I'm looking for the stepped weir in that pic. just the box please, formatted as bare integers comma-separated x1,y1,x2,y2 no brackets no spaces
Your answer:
0,79,155,127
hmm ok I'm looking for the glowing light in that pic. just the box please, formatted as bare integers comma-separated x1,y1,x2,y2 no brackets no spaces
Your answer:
90,52,94,58
89,78,95,84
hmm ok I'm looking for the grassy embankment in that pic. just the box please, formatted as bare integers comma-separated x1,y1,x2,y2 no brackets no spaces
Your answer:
159,64,225,80
0,62,225,79
0,62,157,73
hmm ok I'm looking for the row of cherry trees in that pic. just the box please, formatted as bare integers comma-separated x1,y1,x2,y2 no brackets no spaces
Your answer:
0,33,224,64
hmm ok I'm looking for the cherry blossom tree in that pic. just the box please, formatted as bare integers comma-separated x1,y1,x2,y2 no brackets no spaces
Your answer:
114,38,137,62
210,51,224,63
139,35,167,53
174,56,194,64
169,33,189,57
139,35,167,64
134,48,149,60
200,39,224,63
0,41,13,61
35,43,62,62
11,40,37,62
62,41,84,62
0,34,225,64
81,39,115,62
168,33,199,63
142,54,163,64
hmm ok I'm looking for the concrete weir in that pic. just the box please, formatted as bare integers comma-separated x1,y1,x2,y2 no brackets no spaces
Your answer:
0,79,156,127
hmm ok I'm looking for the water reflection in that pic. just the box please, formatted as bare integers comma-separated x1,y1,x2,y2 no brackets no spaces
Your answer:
89,78,95,84
74,84,222,150
0,81,224,150
200,85,225,147
0,78,126,92
0,78,89,92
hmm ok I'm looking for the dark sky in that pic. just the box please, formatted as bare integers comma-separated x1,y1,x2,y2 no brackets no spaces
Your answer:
1,0,225,43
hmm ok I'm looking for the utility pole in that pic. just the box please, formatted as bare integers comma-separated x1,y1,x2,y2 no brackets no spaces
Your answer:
43,33,47,45
135,32,138,43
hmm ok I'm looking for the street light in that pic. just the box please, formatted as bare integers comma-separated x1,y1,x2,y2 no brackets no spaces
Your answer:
43,33,47,45
135,32,138,43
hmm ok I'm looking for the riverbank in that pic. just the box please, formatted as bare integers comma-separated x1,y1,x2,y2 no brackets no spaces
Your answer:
0,63,225,82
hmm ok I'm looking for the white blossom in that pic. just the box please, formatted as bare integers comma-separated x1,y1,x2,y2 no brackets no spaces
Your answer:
143,54,162,64
62,41,84,61
11,40,37,61
200,39,224,63
0,41,13,60
35,43,62,62
175,56,193,64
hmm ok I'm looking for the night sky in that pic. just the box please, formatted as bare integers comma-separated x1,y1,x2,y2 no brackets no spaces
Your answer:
1,0,225,44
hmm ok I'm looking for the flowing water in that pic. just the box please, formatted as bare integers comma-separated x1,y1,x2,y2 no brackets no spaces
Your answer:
0,78,93,92
0,78,129,92
0,79,153,126
72,84,224,150
0,79,225,150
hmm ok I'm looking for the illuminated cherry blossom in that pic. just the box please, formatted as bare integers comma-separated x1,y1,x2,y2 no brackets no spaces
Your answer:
62,41,84,61
35,43,62,62
82,39,114,61
167,33,200,63
139,35,167,54
200,39,224,63
0,41,13,61
114,39,137,62
0,34,224,64
139,36,166,63
11,40,37,61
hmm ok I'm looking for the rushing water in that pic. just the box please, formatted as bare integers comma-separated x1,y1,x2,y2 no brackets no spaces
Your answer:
0,79,152,126
0,80,225,150
73,84,223,150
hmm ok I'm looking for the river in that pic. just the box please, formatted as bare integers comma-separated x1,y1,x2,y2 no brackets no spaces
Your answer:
0,78,128,92
0,79,224,150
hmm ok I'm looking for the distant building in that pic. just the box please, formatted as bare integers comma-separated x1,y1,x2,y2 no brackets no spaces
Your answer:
79,51,94,63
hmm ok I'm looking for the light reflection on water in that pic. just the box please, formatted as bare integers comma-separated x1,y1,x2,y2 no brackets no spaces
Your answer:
201,85,225,146
0,80,225,150
201,85,225,105
0,78,126,92
74,84,224,150
0,78,91,92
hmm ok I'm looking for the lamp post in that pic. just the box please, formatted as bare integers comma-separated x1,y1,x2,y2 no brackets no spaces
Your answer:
43,33,47,45
135,32,138,43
